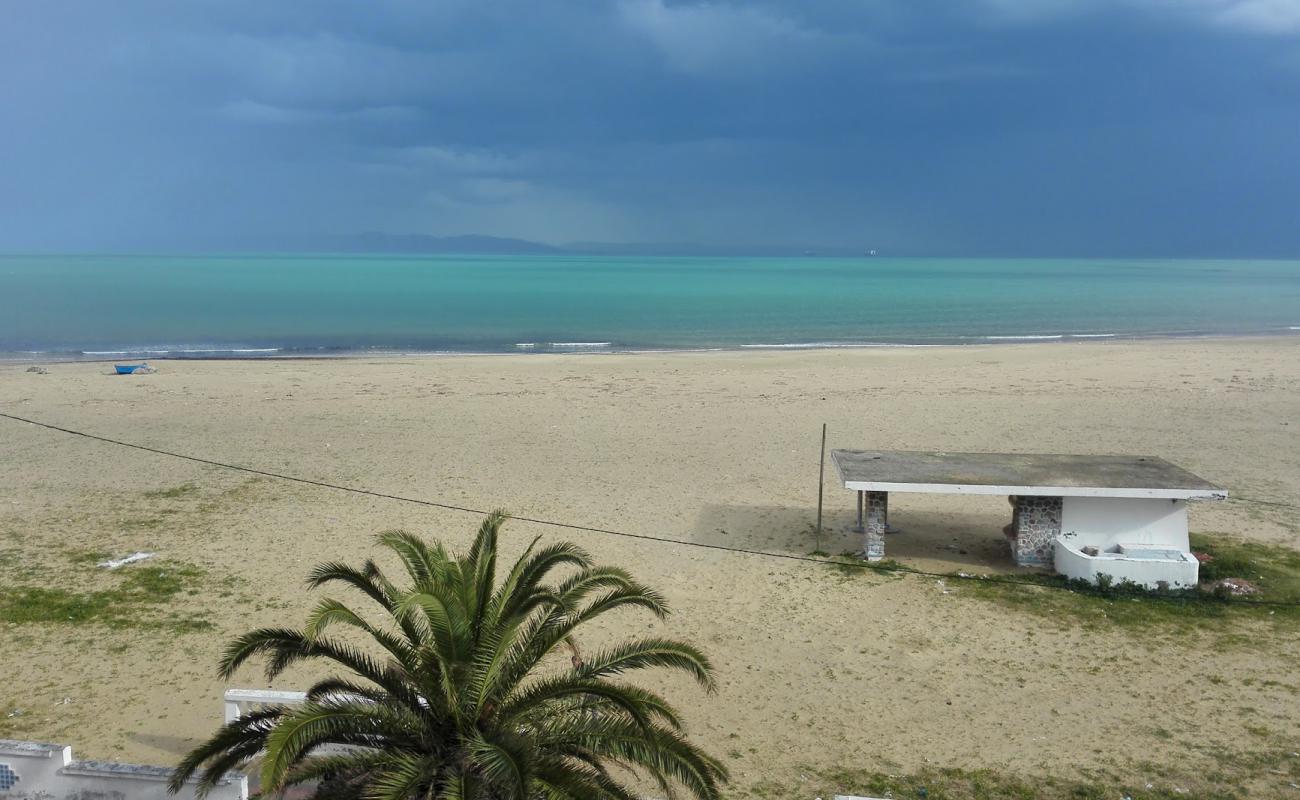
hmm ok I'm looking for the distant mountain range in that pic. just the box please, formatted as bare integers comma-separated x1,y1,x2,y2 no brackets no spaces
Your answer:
322,233,561,255
304,232,875,257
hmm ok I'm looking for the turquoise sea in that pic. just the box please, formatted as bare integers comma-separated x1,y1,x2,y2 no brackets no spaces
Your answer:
2,254,1298,358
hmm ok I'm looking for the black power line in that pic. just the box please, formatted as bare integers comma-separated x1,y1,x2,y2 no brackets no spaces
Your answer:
3,410,1298,608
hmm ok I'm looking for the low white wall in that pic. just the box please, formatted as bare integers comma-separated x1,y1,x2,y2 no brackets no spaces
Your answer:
1055,539,1199,590
224,689,354,760
1059,497,1190,551
0,739,246,800
224,687,308,723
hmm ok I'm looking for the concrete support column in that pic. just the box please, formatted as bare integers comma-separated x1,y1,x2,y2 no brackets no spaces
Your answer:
1012,495,1062,566
862,491,888,561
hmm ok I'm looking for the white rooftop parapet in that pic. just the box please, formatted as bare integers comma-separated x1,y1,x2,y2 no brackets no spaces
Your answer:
0,739,246,800
223,688,354,758
832,450,1227,500
224,688,308,723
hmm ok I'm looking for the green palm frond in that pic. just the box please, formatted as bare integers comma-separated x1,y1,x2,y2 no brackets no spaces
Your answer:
490,540,592,620
574,638,716,691
466,731,531,798
168,707,284,795
361,751,441,800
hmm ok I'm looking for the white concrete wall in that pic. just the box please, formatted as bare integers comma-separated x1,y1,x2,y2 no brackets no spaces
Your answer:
1059,497,1190,551
224,688,308,723
1055,539,1199,589
224,688,354,761
0,740,246,800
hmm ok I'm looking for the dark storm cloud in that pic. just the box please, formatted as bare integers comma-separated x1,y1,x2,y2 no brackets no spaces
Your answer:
3,0,1299,255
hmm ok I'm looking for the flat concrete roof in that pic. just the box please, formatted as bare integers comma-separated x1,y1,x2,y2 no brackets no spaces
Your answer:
831,449,1226,500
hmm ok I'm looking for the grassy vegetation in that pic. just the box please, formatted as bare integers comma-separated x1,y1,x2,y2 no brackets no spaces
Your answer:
1192,532,1300,603
0,479,271,638
0,562,212,633
959,574,1263,633
816,552,909,580
818,533,1300,634
142,482,200,500
775,754,1300,800
63,547,112,565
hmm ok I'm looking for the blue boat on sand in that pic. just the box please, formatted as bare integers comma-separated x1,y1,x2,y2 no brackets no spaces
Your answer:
115,364,147,374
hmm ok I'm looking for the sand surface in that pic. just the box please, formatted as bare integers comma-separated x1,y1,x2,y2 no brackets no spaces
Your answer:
2,338,1299,795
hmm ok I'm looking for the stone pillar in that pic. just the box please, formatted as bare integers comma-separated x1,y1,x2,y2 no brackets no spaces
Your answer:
1013,495,1062,566
862,491,888,561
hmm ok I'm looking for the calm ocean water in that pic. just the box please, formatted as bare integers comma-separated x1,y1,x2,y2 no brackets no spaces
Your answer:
2,254,1298,358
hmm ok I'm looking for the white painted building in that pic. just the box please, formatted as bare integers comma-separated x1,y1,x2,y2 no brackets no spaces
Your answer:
0,739,246,800
1054,496,1205,588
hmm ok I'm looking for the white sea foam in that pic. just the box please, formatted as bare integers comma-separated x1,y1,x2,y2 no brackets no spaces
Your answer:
982,334,1065,340
83,347,280,355
740,342,940,349
627,347,727,354
175,348,281,354
82,350,169,356
1290,326,1300,330
514,343,537,348
1068,333,1117,338
551,342,612,348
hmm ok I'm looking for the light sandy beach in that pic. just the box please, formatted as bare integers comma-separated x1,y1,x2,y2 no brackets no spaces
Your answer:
2,338,1298,795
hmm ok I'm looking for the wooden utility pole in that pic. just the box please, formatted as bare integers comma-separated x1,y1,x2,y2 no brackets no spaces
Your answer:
816,423,827,551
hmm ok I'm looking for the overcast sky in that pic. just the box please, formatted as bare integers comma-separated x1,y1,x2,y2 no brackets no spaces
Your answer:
3,1,1300,255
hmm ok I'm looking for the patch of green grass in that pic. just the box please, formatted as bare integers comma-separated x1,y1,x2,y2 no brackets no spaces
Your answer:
120,564,206,599
195,477,271,515
816,551,909,574
818,553,907,581
959,574,1244,632
0,563,212,633
64,548,112,565
1192,532,1300,602
964,535,1300,635
143,482,200,500
817,533,1300,635
0,548,44,581
1,587,110,625
825,556,868,579
812,766,1040,800
788,756,1299,800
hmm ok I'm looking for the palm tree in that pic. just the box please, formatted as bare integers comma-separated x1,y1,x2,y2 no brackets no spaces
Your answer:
170,511,728,799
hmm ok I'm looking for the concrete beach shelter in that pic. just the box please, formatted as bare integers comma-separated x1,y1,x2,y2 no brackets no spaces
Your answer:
831,450,1226,589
